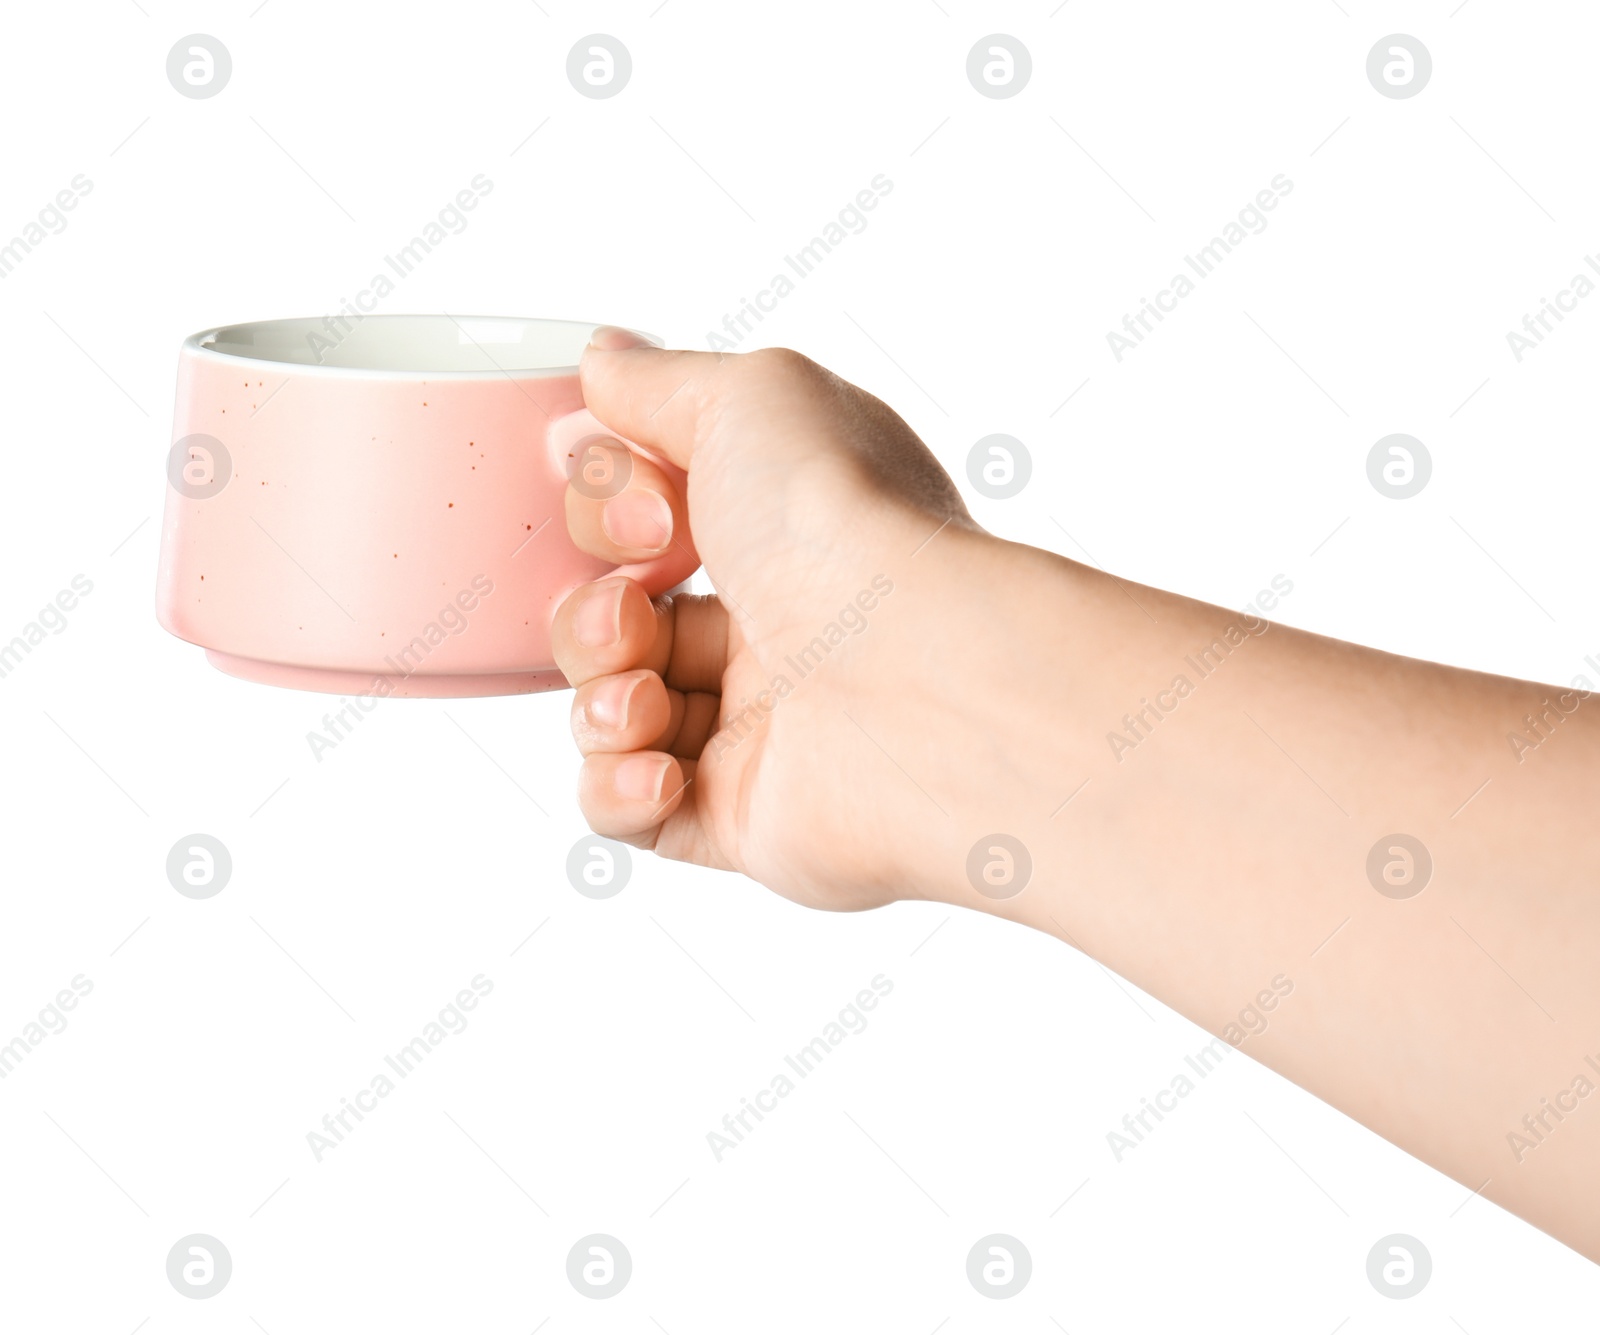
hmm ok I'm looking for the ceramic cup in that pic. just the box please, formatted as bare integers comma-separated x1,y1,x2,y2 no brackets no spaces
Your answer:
156,315,697,697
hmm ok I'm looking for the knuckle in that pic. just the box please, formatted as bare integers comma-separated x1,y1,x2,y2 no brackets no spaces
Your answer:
739,345,818,382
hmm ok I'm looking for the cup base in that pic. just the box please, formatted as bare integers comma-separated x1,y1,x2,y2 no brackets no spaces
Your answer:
204,651,568,698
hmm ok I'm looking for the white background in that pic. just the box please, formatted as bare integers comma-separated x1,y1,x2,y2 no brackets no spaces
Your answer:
1,0,1597,1329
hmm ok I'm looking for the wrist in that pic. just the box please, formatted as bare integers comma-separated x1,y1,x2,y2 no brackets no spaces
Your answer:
881,528,1108,922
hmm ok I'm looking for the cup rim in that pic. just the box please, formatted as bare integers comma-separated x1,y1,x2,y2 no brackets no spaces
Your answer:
182,314,653,380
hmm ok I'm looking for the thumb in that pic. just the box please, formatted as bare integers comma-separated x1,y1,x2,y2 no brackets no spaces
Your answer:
578,332,746,472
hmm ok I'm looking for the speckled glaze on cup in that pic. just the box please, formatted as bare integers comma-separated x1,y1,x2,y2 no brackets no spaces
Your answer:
156,315,696,697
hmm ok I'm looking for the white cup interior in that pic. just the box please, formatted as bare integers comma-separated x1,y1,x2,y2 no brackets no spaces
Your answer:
191,314,634,375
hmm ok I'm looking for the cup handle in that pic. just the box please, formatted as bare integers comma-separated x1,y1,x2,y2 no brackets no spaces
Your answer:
547,406,700,597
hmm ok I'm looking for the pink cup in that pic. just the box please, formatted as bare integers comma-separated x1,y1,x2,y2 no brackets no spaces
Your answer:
156,315,696,697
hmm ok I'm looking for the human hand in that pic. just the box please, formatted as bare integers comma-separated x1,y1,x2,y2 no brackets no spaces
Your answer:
552,329,1011,912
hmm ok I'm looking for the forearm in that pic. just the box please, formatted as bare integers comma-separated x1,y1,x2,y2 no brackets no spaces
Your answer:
552,336,1597,1258
919,531,1600,1260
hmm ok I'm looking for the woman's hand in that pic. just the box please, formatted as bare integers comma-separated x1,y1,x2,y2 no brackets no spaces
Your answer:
552,328,1010,912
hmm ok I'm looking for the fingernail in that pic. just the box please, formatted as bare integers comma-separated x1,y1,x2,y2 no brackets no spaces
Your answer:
616,753,671,802
588,674,639,729
574,582,624,648
601,490,673,553
588,325,658,351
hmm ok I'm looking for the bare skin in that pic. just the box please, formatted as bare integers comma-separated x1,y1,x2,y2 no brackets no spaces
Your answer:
554,327,1600,1264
